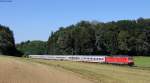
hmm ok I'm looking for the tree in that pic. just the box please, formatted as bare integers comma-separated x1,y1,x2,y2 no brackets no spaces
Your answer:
0,25,21,56
16,40,48,55
118,30,130,54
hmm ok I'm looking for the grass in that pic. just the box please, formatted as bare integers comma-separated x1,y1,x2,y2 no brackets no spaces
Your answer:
134,56,150,68
28,58,150,83
1,55,150,83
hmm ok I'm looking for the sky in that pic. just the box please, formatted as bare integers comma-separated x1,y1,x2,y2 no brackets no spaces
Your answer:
0,0,150,43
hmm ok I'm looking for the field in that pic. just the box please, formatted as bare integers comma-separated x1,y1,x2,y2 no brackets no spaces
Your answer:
0,56,150,83
0,56,92,83
134,56,150,68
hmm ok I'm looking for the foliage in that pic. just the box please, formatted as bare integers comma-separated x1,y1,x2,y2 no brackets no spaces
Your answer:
16,40,48,55
47,18,150,56
0,25,22,56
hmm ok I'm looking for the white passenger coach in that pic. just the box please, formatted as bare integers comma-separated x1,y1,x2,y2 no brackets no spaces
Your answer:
29,55,106,63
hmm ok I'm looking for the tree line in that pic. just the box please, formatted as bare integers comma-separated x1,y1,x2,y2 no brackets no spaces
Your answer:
47,18,150,56
1,18,150,56
16,40,48,56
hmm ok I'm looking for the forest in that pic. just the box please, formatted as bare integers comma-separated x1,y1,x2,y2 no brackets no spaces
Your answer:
1,18,150,56
47,18,150,56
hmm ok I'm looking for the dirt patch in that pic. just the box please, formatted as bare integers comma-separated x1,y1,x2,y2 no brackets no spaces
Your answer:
0,57,93,83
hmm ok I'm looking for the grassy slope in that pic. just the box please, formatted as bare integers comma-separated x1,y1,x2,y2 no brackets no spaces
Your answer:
29,59,150,83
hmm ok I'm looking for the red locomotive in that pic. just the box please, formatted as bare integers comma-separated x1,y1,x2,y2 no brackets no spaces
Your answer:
105,56,134,66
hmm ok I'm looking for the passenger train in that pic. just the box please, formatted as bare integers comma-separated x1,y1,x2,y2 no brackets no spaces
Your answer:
29,55,134,66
